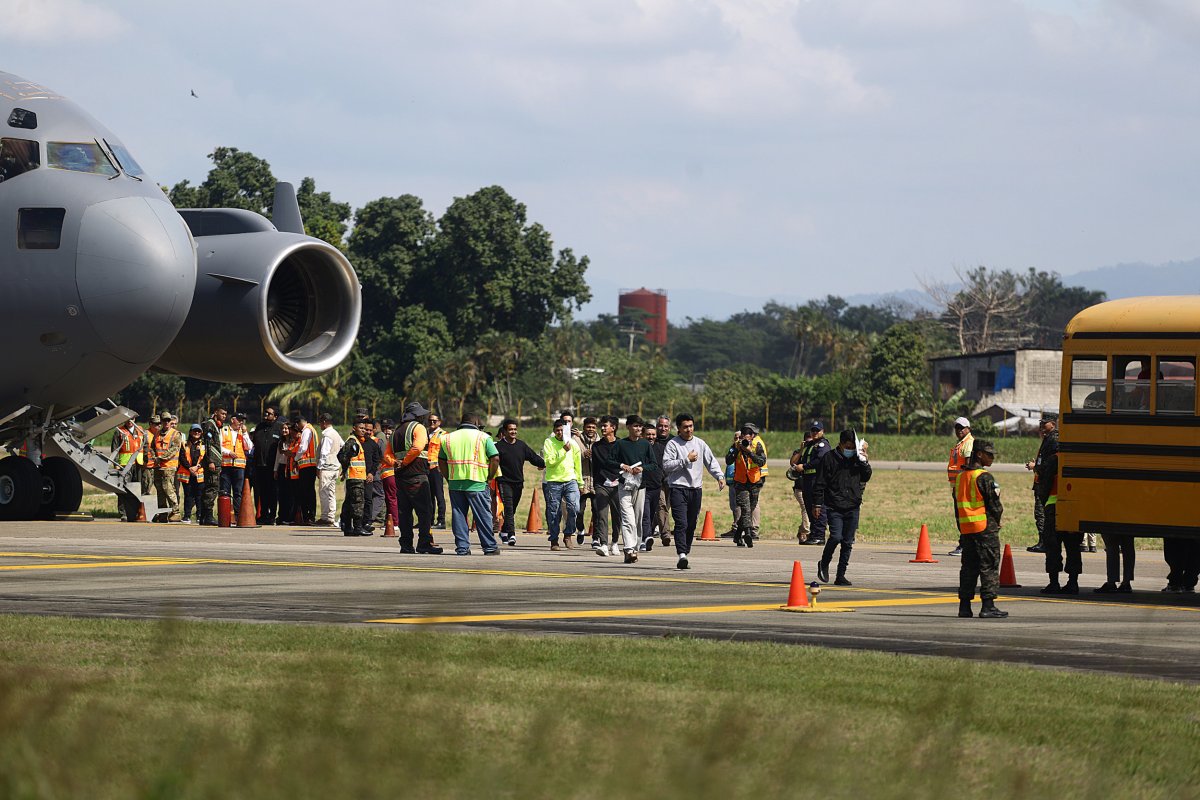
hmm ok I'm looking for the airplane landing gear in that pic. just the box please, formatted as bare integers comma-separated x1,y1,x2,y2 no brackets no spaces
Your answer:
0,456,42,521
0,456,84,521
38,456,84,519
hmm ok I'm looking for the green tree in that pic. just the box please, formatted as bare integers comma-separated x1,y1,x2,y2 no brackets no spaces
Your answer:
297,176,351,248
865,322,930,429
425,186,591,343
1018,268,1105,349
347,195,437,344
370,307,454,396
169,147,276,213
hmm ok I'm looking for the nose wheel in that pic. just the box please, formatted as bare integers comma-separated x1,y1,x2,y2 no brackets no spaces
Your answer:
0,456,84,520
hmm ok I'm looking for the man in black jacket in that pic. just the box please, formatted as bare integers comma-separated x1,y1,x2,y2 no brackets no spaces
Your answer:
814,429,872,586
494,418,546,545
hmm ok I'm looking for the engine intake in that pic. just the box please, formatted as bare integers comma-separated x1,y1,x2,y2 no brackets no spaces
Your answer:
154,210,361,383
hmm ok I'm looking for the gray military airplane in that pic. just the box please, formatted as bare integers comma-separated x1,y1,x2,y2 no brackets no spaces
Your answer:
0,71,361,520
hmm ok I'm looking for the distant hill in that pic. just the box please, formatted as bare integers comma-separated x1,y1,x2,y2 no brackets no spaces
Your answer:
1063,257,1200,300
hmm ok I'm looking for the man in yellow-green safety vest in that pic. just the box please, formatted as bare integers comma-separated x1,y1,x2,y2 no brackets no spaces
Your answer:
954,439,1008,619
438,412,500,556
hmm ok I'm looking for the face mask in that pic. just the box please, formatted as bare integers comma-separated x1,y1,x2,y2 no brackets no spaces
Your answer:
842,448,856,457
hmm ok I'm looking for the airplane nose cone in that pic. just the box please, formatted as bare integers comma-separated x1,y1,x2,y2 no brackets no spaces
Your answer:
76,196,196,365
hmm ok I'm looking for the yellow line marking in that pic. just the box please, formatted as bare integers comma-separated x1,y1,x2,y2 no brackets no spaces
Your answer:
370,603,781,624
0,560,195,571
0,552,784,588
369,595,996,624
0,551,181,562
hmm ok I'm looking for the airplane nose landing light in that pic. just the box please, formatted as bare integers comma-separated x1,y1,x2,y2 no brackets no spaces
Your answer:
75,197,196,365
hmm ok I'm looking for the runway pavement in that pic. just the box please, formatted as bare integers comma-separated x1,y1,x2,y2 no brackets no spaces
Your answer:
0,519,1196,681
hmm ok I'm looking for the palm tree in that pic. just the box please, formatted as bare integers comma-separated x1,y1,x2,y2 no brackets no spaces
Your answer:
268,361,350,418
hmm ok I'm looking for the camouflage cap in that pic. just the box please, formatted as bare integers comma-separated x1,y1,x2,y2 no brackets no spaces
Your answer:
149,414,161,424
974,439,996,456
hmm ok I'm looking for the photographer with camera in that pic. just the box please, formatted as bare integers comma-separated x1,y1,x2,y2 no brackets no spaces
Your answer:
813,429,872,585
726,423,767,548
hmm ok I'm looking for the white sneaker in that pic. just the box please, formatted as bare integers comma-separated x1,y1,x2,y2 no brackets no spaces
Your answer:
595,546,608,557
610,544,620,556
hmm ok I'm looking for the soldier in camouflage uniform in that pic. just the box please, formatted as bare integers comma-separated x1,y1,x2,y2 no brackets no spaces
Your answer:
956,439,1008,619
153,413,183,522
200,408,227,526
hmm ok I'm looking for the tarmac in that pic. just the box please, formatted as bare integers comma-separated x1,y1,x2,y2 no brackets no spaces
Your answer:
0,518,1196,682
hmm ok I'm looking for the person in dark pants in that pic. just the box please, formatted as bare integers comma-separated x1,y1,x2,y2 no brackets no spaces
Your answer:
640,423,663,546
424,413,448,529
390,404,442,554
291,411,319,525
590,415,623,556
1162,538,1200,593
814,429,872,586
1037,423,1084,594
1024,417,1056,553
178,424,206,523
199,408,226,525
660,413,725,570
251,407,282,525
955,439,1008,618
800,421,832,546
274,422,295,526
1096,534,1135,593
494,418,546,545
339,420,371,536
359,418,382,533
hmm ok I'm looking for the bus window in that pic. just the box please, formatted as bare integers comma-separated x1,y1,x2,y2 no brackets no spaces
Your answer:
1070,357,1108,412
1155,358,1196,415
1112,356,1152,413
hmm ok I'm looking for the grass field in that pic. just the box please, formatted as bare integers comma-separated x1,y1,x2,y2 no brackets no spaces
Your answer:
0,615,1196,799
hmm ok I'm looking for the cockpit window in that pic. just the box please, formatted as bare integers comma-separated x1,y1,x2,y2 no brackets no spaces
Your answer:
46,141,117,176
0,138,39,182
104,140,145,177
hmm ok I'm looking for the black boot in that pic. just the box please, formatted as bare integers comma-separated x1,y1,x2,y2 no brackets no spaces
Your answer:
979,599,1009,618
1040,575,1061,594
958,599,973,618
1061,575,1080,594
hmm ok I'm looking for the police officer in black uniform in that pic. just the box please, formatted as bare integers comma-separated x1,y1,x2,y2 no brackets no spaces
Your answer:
800,420,831,546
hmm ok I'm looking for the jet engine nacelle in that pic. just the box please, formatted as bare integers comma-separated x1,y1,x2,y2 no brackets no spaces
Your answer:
154,208,361,383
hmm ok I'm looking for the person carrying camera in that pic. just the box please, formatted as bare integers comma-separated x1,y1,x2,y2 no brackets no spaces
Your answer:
726,423,767,548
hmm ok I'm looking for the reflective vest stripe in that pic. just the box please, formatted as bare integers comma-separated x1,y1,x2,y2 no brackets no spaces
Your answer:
295,424,318,469
154,429,182,471
954,468,988,534
734,435,766,483
443,430,489,483
947,436,973,483
221,428,247,468
177,447,205,484
380,437,396,480
346,435,367,480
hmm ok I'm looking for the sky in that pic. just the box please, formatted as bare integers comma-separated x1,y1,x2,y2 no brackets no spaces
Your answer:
4,0,1200,320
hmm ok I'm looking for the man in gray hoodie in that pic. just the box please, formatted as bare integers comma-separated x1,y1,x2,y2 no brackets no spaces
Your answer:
661,412,726,570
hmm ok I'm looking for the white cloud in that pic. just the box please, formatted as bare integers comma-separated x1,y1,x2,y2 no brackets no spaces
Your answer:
0,0,127,42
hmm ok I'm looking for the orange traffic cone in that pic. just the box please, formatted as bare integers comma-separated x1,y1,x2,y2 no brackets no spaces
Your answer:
781,561,811,609
237,479,259,528
217,494,233,528
779,560,854,613
135,502,147,522
524,491,543,533
1000,543,1021,588
699,511,717,541
910,523,939,563
382,513,397,537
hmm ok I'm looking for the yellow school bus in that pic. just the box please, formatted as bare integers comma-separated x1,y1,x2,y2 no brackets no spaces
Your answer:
1057,297,1200,539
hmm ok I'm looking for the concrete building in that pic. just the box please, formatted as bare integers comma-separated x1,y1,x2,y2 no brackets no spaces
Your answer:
929,349,1062,431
